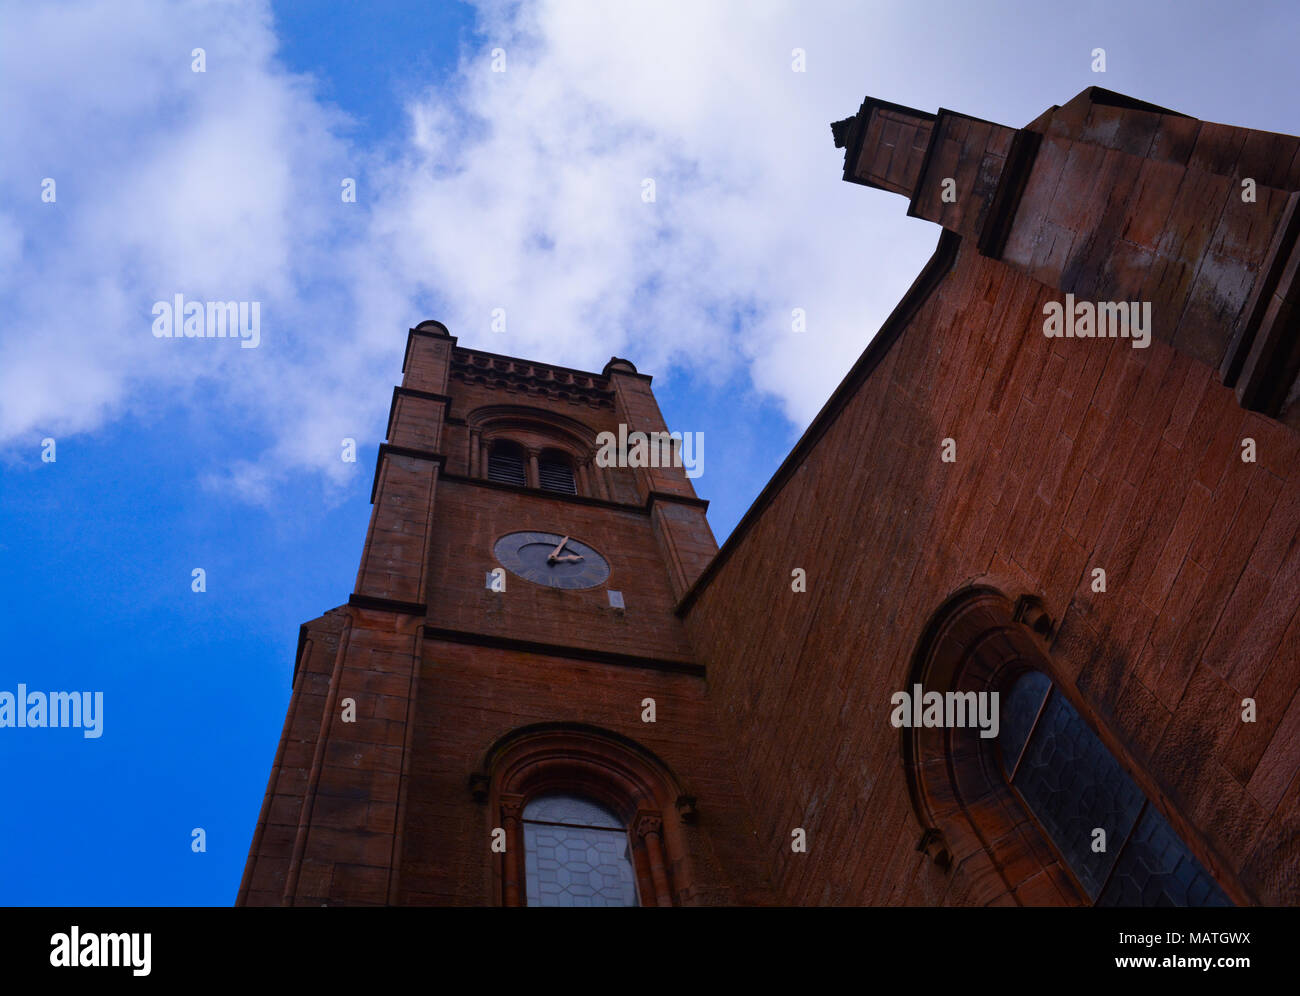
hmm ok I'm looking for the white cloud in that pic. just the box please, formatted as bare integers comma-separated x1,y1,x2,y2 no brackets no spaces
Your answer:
362,0,937,421
0,0,383,490
0,0,961,500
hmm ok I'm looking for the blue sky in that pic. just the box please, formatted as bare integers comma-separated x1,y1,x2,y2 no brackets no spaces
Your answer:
1,0,1298,905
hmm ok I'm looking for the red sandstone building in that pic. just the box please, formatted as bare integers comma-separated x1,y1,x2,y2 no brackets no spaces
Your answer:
238,87,1300,907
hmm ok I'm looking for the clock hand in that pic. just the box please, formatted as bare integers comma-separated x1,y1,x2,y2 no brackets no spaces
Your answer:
548,535,570,563
551,554,583,563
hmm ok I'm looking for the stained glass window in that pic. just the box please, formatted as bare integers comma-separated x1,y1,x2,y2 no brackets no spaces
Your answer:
1097,803,1232,907
523,794,638,907
999,669,1050,776
999,670,1231,907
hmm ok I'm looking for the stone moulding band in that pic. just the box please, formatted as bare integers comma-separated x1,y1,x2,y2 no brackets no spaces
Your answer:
422,625,705,676
369,444,447,503
348,593,427,616
385,386,452,441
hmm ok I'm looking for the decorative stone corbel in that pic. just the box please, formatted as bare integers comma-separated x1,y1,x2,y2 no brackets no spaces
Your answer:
916,827,952,871
468,771,490,804
1013,594,1054,641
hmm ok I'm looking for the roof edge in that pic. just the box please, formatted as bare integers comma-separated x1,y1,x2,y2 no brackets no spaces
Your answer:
676,227,963,617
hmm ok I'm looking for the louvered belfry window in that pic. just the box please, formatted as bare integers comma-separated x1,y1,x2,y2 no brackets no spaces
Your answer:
487,443,527,486
538,454,577,494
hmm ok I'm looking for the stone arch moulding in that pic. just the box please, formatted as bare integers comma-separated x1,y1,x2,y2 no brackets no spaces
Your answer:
902,583,1249,907
467,404,605,493
901,584,1085,906
467,404,597,460
471,723,698,907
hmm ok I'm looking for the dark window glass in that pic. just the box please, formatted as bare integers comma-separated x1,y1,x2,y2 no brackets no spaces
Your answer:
488,445,527,486
538,457,576,494
999,669,1050,775
523,794,637,907
1004,670,1231,907
1097,804,1232,907
1012,687,1146,899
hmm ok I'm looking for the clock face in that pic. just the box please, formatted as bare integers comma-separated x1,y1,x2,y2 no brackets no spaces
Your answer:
493,531,611,590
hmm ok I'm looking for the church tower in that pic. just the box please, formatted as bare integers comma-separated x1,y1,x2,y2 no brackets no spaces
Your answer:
236,321,774,906
239,87,1298,908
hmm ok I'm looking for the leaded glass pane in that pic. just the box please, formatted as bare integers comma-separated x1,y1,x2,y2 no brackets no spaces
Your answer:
1012,689,1145,900
523,794,637,907
524,794,623,828
1097,804,1232,907
999,669,1051,775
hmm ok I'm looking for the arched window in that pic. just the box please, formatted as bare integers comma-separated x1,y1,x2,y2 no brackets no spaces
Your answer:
904,587,1239,907
522,794,638,906
487,440,527,486
468,405,599,496
1001,669,1230,906
475,723,691,906
537,451,577,494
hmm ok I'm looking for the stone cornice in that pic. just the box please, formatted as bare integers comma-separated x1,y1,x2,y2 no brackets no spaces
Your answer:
386,386,452,441
451,347,614,409
370,444,447,503
422,625,704,676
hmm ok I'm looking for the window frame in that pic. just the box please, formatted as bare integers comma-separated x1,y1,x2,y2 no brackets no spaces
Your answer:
466,404,603,498
902,586,1242,906
537,449,578,495
474,724,690,907
520,793,641,907
999,669,1231,907
486,440,528,487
